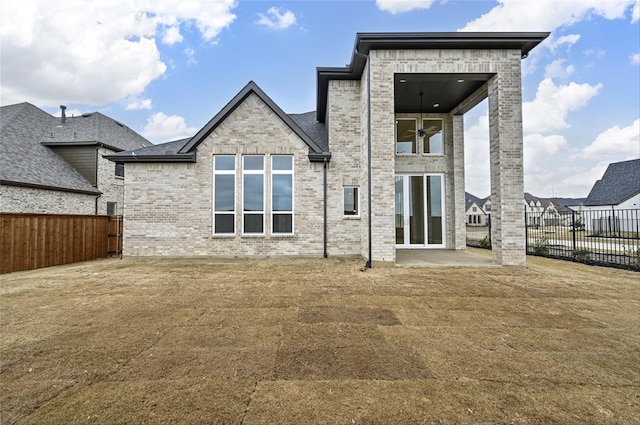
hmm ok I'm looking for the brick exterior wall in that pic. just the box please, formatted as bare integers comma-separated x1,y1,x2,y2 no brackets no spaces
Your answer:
123,47,526,265
0,185,95,214
123,93,325,257
364,48,525,264
96,147,124,215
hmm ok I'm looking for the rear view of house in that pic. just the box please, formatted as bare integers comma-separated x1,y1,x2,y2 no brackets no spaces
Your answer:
108,32,549,266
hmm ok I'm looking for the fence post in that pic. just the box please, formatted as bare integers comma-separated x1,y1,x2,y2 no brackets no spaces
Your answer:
572,209,577,252
524,207,528,254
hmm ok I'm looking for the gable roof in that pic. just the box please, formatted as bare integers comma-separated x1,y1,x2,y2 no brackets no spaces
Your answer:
1,102,152,195
108,81,330,163
584,159,640,206
0,102,100,194
465,192,488,211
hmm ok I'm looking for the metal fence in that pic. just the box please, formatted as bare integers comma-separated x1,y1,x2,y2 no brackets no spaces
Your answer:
467,208,640,271
525,208,639,270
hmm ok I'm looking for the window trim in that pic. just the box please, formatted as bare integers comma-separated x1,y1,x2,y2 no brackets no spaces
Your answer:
343,186,360,218
422,117,444,155
242,155,265,236
213,155,237,236
271,155,294,235
395,118,417,155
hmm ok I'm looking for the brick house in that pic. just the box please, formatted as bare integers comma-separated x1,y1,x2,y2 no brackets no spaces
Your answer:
107,32,548,266
1,103,152,215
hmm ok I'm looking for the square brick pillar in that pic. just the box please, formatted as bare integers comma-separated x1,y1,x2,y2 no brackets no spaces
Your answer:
452,113,467,250
488,68,526,266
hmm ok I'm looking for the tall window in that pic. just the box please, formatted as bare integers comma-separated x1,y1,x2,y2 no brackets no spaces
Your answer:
115,162,124,178
272,155,293,234
343,187,359,216
396,119,417,154
422,119,443,154
243,155,264,234
213,156,236,234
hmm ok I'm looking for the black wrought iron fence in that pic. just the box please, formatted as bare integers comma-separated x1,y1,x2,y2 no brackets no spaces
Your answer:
525,208,639,271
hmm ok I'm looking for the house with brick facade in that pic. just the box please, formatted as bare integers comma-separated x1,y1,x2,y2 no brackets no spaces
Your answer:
1,102,152,215
107,32,548,266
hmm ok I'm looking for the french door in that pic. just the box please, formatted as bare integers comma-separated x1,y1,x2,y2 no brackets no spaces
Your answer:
395,174,445,248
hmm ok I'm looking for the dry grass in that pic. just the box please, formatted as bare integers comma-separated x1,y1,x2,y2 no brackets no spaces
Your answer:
1,251,639,424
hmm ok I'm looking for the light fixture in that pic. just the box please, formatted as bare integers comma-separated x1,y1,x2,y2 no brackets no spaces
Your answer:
417,92,426,138
457,79,465,83
432,103,440,108
399,79,407,83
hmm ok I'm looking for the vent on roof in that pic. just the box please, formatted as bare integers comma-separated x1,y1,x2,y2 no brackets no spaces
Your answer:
60,105,66,125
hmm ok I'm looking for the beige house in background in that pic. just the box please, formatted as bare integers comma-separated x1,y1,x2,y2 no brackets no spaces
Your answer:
108,32,549,266
0,103,151,215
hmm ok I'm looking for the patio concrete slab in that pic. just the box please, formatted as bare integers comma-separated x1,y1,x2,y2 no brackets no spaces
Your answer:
395,248,496,267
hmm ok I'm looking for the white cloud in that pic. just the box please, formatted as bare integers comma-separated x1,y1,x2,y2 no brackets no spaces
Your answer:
375,0,435,14
0,0,237,107
459,0,637,32
632,1,640,23
631,53,640,65
546,34,581,53
578,119,640,160
143,112,197,143
523,78,602,134
162,25,183,45
184,48,197,66
125,97,153,111
544,59,575,79
257,7,297,30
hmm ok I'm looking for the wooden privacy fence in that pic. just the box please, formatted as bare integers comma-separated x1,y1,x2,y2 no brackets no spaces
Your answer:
1,213,123,274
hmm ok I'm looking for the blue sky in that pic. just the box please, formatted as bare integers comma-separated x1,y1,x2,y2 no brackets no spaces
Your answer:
1,0,638,197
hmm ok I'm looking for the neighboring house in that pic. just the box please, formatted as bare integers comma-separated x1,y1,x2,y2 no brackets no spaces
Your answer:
465,192,489,226
0,103,152,215
572,159,640,233
107,32,549,266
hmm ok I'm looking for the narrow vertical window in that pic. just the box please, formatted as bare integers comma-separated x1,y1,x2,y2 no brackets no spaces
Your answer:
396,118,417,154
115,162,124,178
272,155,294,234
422,118,443,154
343,186,359,216
213,155,236,234
243,155,264,234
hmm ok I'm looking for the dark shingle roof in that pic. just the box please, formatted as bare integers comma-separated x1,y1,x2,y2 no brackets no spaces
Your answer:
0,102,99,194
465,192,488,211
43,112,152,152
108,82,330,163
1,102,152,194
584,159,640,206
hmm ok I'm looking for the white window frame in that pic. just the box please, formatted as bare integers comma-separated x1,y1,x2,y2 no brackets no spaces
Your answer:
242,155,265,235
271,155,294,235
421,117,444,155
395,118,417,155
213,155,236,236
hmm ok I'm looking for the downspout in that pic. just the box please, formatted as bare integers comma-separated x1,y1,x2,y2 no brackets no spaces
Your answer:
323,157,328,258
357,50,372,269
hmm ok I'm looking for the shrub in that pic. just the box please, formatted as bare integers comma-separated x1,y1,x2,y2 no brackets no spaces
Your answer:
533,238,550,255
572,248,591,262
479,234,491,248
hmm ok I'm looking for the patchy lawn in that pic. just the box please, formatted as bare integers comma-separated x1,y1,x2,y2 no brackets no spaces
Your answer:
1,251,639,424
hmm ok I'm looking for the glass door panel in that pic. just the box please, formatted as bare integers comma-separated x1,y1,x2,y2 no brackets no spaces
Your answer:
395,174,445,248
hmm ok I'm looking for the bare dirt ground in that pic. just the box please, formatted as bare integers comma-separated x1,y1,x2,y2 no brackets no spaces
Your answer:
1,250,639,424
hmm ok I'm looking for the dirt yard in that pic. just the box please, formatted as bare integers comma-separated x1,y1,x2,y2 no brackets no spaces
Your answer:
1,250,639,424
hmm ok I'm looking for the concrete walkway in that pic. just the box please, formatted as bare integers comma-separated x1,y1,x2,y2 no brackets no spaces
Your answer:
396,248,496,267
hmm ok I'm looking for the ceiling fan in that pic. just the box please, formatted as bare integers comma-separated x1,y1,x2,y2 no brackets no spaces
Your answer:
402,92,439,139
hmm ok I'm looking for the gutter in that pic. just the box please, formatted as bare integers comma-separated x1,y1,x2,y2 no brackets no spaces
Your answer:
102,153,197,163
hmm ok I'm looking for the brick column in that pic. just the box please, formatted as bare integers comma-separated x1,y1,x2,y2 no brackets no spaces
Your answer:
488,67,526,266
451,113,466,250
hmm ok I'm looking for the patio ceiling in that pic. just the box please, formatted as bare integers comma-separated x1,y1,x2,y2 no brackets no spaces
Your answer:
394,73,493,114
